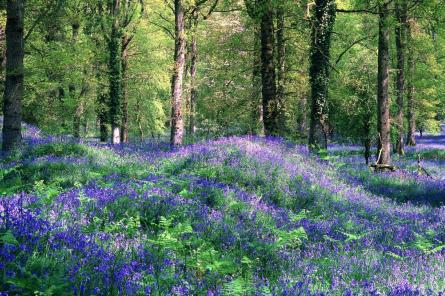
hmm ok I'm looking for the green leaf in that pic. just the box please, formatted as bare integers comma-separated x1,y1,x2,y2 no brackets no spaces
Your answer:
1,230,19,246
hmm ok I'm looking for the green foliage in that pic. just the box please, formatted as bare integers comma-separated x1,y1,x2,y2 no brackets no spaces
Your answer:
413,232,445,254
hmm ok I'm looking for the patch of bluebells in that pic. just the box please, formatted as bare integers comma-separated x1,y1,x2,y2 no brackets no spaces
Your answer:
2,123,445,294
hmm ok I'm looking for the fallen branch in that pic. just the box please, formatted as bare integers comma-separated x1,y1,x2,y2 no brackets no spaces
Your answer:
369,164,397,172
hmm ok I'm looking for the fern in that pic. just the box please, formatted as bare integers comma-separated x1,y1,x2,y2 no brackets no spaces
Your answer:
1,230,19,246
413,233,445,254
223,277,253,296
274,227,308,249
290,209,309,222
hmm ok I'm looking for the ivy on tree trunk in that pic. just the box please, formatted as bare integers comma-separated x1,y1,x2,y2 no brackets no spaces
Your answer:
308,0,336,151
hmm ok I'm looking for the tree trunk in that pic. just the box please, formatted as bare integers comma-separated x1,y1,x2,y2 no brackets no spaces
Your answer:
406,20,416,146
2,0,24,152
71,23,87,140
308,0,336,151
120,33,129,143
395,0,407,155
170,0,186,146
109,0,122,145
187,19,198,139
251,24,263,135
259,0,278,136
276,7,286,136
363,106,372,165
73,78,88,139
98,92,108,142
377,2,391,165
0,23,6,99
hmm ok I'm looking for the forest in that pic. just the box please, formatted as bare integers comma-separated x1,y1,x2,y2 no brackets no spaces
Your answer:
1,0,445,294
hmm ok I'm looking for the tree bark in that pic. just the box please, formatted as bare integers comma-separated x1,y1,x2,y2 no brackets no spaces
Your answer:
187,17,198,139
276,7,286,136
406,20,416,146
251,24,263,135
73,78,88,139
120,33,129,143
395,0,407,155
259,0,278,136
0,23,6,100
109,0,122,145
71,23,88,140
2,0,24,152
308,0,336,151
377,2,391,165
170,0,186,146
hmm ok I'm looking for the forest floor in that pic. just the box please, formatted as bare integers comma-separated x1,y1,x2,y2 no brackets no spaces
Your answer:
1,124,445,295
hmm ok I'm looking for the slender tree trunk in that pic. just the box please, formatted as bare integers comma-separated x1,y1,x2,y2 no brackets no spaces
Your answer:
363,103,372,165
0,23,6,99
71,23,87,140
73,101,84,139
73,78,88,139
308,0,336,151
70,84,79,137
299,94,309,136
276,7,286,136
109,0,122,145
136,96,144,141
170,0,186,146
2,0,24,152
406,20,416,146
377,2,391,165
395,0,407,155
259,0,278,136
120,33,129,143
98,92,108,142
188,19,198,139
251,25,263,135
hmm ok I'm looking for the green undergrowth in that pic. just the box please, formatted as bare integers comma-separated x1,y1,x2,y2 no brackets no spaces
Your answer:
0,142,152,196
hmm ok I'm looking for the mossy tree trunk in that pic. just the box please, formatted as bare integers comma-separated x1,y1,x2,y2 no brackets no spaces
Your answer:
308,0,336,151
108,0,122,145
2,0,24,152
276,6,286,136
406,19,416,146
120,33,130,143
259,0,278,136
395,0,407,155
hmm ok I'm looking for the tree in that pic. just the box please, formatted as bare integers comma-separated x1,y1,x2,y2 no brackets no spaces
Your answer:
2,0,24,152
394,0,407,155
170,0,186,146
187,13,198,138
259,0,279,136
245,0,264,135
308,0,336,151
185,1,218,139
108,0,122,145
276,5,286,136
120,0,144,143
376,1,391,165
405,19,416,146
